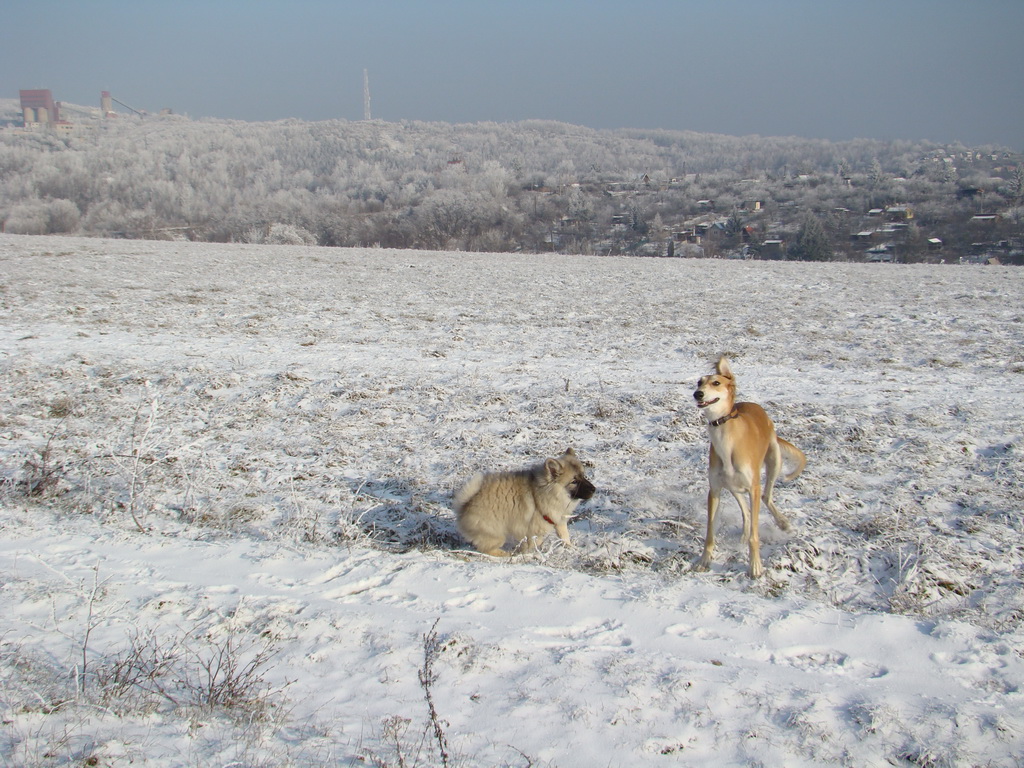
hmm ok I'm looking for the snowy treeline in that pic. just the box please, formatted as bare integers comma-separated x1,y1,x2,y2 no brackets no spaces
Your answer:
1,103,1021,258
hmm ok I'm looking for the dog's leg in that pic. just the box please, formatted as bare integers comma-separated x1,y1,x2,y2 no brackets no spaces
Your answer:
695,487,720,571
737,490,753,546
554,521,572,547
745,485,763,579
763,440,791,531
472,533,510,558
479,546,510,557
514,536,538,555
731,489,764,577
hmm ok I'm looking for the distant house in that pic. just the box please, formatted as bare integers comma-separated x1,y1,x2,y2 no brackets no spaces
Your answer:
959,253,1000,265
878,224,908,235
674,228,702,245
970,214,999,224
866,244,896,262
761,239,785,259
886,205,913,221
741,200,762,211
927,237,943,251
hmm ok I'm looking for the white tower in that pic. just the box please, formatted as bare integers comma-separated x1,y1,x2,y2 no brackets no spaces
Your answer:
363,69,371,121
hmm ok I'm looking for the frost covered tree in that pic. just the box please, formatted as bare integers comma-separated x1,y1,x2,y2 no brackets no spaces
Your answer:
1010,164,1024,201
243,223,318,246
788,213,833,261
3,201,48,234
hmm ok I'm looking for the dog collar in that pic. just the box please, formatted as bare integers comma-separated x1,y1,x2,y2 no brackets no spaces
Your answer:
542,513,556,525
708,408,739,428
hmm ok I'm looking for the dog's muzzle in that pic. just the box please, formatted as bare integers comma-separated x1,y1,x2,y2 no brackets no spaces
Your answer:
570,478,596,501
694,391,719,408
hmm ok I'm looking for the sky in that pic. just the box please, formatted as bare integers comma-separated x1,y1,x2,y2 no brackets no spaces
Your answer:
3,0,1023,151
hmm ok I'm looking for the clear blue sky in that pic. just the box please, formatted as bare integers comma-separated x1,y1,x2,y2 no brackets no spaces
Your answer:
3,0,1023,150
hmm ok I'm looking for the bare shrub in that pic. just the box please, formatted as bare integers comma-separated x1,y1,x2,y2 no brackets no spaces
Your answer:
359,618,458,768
19,427,66,498
419,619,452,768
95,627,182,711
97,627,283,721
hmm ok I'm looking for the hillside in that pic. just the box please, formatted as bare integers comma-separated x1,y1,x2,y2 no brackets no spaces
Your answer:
2,111,1021,262
1,234,1023,766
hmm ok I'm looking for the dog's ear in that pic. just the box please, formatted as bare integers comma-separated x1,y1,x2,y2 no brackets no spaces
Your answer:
564,447,576,456
716,356,734,380
544,457,563,480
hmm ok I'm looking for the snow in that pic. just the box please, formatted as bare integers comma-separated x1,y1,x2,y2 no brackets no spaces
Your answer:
1,233,1023,767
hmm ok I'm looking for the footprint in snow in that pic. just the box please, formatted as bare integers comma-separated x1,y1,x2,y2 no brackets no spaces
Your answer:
529,618,633,649
770,646,888,678
442,592,496,612
322,574,396,601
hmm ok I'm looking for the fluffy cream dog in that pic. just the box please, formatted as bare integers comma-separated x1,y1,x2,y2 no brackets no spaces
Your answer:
454,449,595,556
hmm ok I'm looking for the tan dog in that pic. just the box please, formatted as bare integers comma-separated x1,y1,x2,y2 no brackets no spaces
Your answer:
692,357,806,578
454,449,595,557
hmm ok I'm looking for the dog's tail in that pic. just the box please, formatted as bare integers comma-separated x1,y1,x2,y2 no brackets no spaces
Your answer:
453,473,484,513
777,438,807,482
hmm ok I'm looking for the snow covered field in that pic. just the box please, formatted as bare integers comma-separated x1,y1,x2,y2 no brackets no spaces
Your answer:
1,233,1022,767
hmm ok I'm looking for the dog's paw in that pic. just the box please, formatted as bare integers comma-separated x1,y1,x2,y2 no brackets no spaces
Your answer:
747,560,764,579
693,558,711,573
